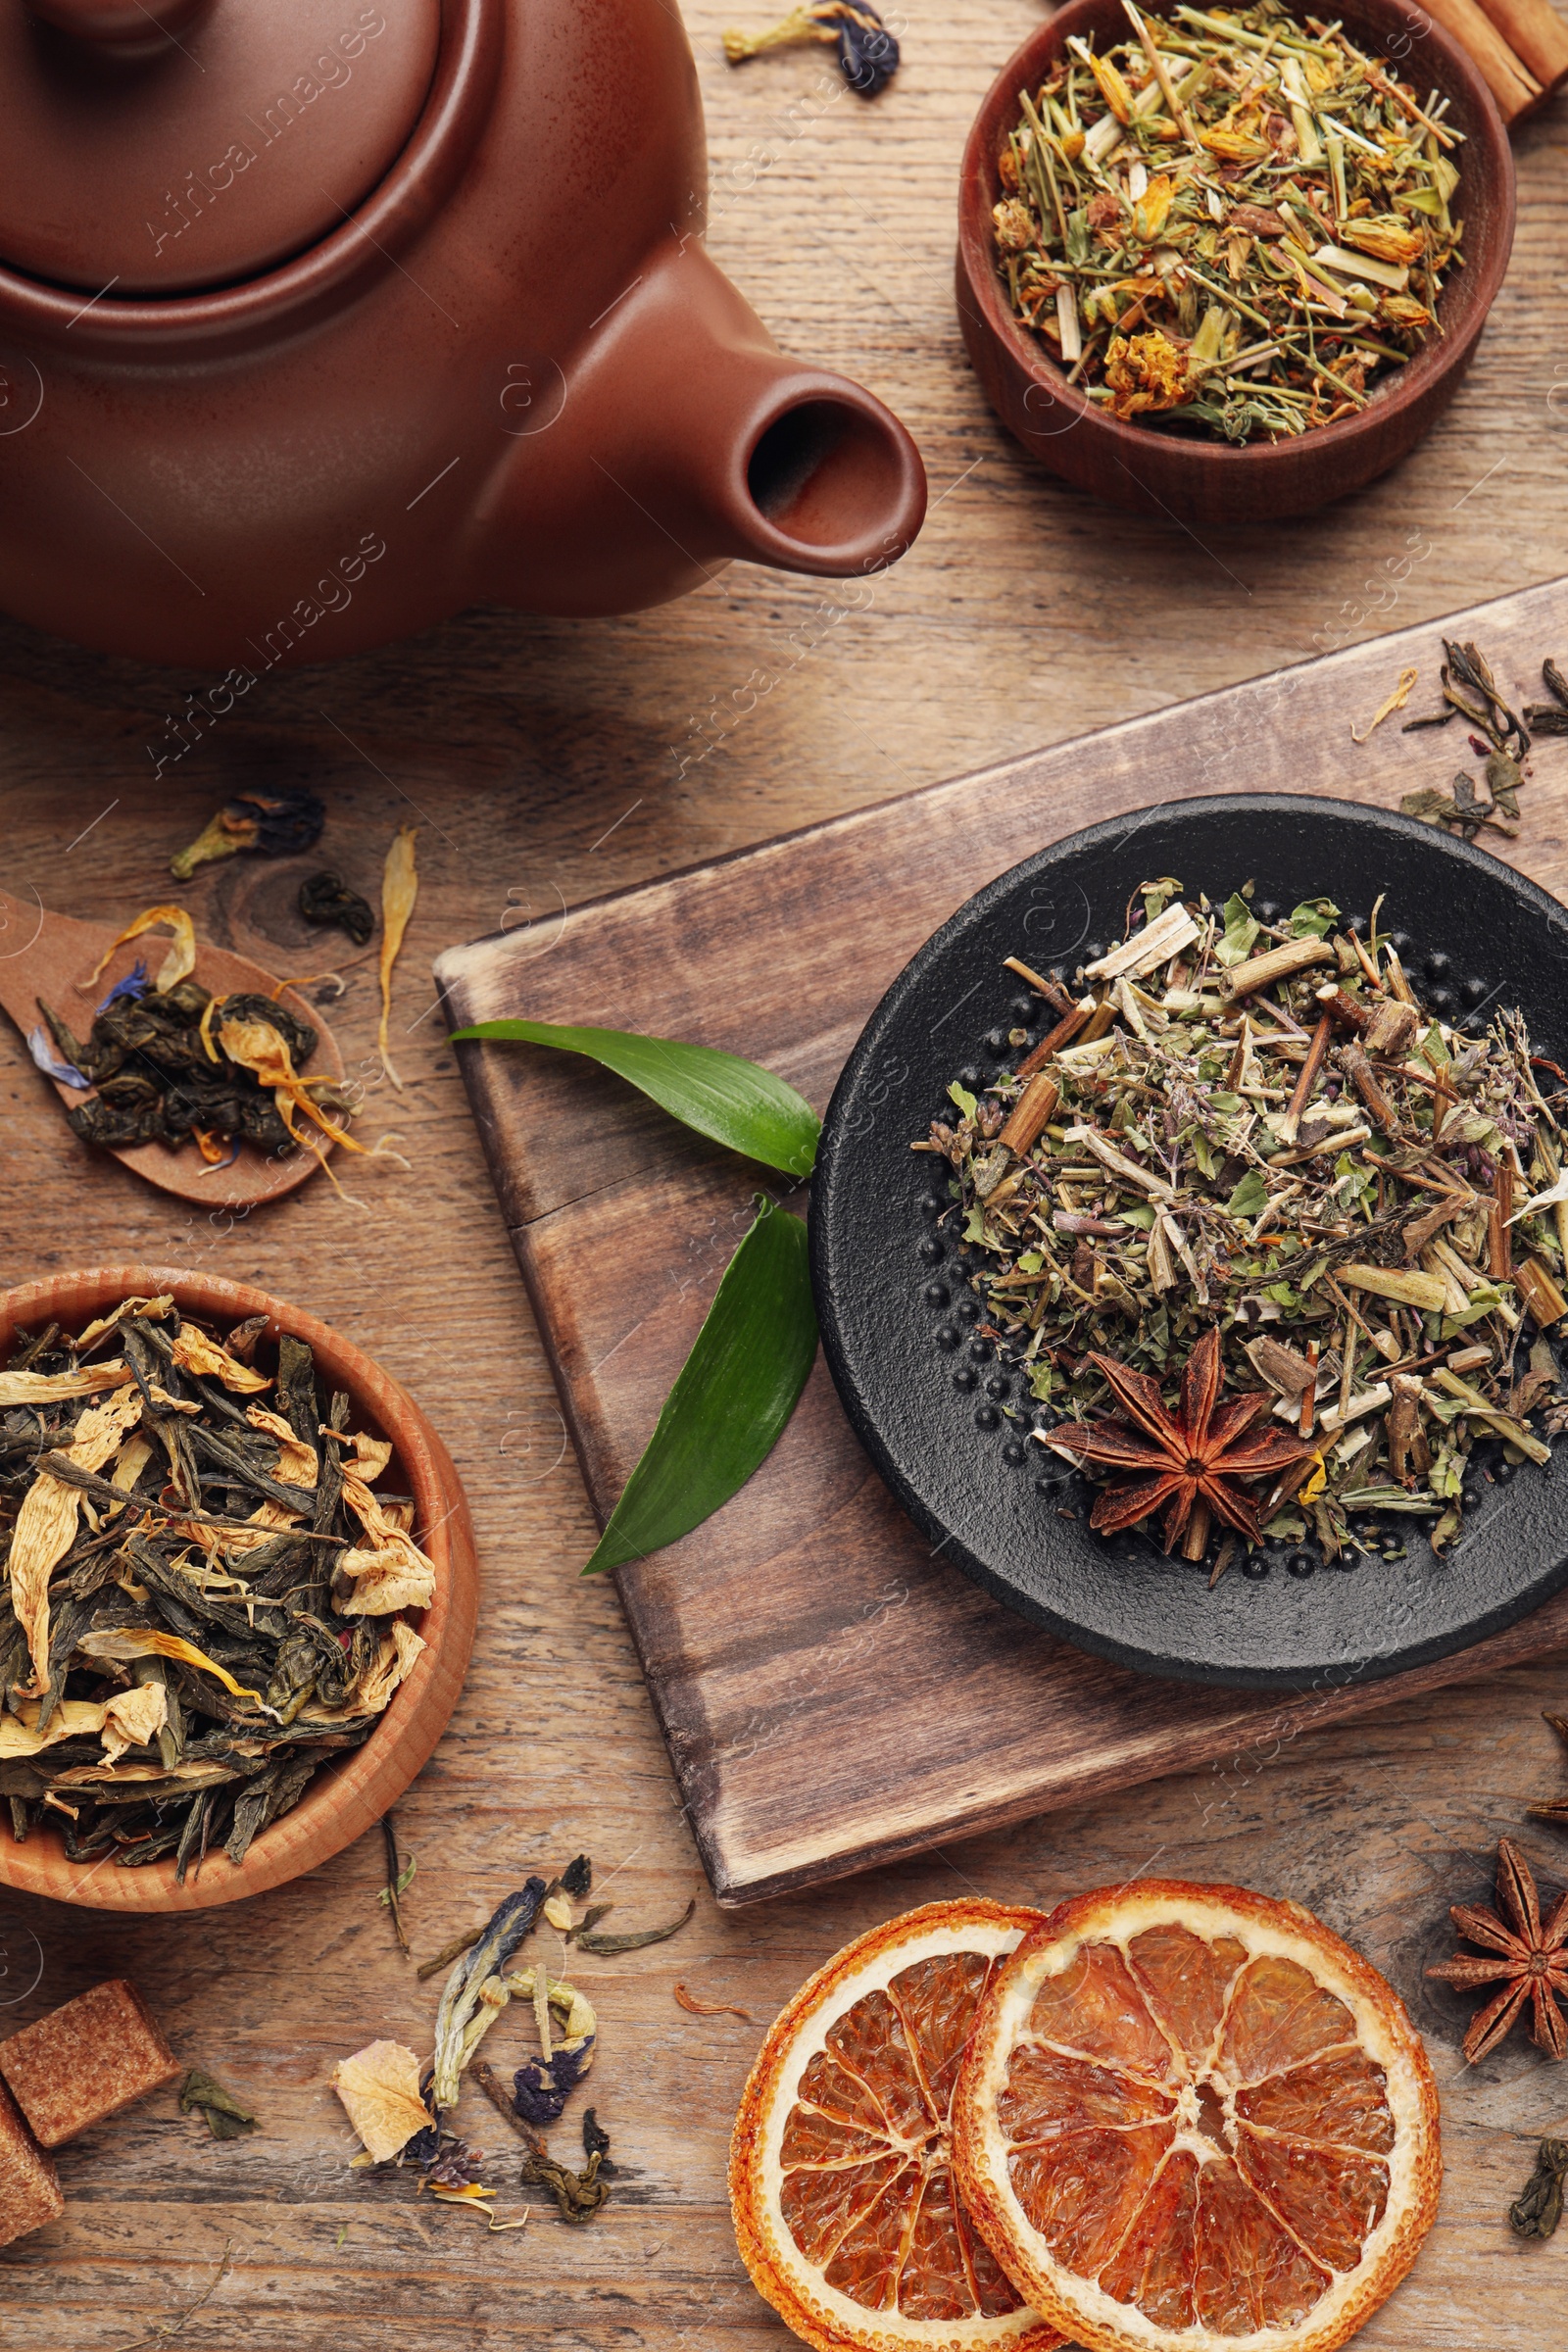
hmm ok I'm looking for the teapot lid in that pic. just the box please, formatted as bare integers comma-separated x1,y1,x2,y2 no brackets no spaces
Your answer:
0,0,441,295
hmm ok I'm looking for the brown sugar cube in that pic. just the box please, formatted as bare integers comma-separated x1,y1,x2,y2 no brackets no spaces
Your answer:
0,2071,64,2245
0,1980,178,2149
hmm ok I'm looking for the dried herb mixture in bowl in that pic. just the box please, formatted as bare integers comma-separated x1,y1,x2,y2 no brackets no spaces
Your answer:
0,1293,435,1878
994,0,1464,442
916,883,1568,1573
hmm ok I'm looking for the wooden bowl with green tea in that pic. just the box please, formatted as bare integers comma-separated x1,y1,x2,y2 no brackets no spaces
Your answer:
0,1266,479,1913
956,0,1514,525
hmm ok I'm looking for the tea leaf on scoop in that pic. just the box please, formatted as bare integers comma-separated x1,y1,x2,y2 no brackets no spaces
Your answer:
583,1199,817,1576
446,1017,820,1177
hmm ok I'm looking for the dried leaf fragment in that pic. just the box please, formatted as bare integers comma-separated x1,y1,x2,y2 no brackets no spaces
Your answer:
180,2067,259,2140
332,2039,431,2162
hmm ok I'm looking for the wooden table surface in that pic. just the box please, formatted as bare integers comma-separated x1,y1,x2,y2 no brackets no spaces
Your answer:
4,0,1568,2339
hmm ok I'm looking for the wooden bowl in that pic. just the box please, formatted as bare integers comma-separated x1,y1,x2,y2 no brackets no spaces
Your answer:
0,1266,479,1912
956,0,1515,525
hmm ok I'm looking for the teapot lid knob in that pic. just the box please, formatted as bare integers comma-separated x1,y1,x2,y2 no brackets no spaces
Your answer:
26,0,207,52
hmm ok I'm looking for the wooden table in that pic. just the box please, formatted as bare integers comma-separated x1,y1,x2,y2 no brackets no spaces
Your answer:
3,0,1568,2337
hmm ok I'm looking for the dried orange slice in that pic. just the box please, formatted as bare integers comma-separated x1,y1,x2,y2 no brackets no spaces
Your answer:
730,1899,1064,2352
954,1882,1440,2352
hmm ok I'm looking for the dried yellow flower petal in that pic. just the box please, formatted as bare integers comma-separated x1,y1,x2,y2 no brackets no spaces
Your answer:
76,1627,272,1710
170,1326,272,1394
9,1384,145,1688
84,905,196,996
0,1362,134,1408
377,825,419,1092
1131,172,1174,244
332,2039,430,2163
244,1404,319,1488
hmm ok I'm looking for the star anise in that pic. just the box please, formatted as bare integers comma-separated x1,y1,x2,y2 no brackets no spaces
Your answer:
1425,1837,1568,2064
1049,1325,1315,1560
1526,1712,1568,1828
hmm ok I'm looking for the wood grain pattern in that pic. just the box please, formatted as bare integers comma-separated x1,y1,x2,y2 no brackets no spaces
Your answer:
435,571,1568,1910
2,0,1568,2337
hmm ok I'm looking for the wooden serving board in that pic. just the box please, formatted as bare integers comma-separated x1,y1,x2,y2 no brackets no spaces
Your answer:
435,572,1568,1909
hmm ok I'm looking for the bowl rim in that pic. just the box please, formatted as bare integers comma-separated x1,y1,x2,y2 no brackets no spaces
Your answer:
0,1263,479,1912
956,0,1516,471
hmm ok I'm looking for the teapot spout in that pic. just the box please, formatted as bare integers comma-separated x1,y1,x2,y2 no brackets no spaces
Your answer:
471,240,926,615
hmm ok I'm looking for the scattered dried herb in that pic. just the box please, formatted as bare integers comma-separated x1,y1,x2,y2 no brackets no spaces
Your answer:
581,2108,613,2169
519,2134,612,2223
572,1896,695,1955
299,870,375,948
179,2067,258,2140
381,1811,412,1953
171,789,324,880
1349,665,1418,745
1510,2136,1568,2237
993,0,1461,443
376,825,418,1092
1426,1837,1568,2062
332,2039,432,2162
417,1922,487,1983
722,0,898,94
0,1296,432,1874
1525,659,1568,739
431,1880,548,2109
674,1982,758,2022
512,1972,597,2124
920,883,1568,1568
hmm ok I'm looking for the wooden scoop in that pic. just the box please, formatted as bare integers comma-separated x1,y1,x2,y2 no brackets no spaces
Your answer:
0,886,344,1206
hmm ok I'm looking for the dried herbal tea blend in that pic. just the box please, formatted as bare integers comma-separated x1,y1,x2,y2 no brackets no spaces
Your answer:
29,903,357,1167
994,0,1462,442
915,884,1568,1568
0,1295,432,1874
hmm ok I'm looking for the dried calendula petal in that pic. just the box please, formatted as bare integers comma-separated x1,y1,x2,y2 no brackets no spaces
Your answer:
377,825,419,1091
76,1628,273,1712
0,1361,135,1407
84,905,196,996
332,2039,431,2163
9,1383,145,1688
170,1325,273,1394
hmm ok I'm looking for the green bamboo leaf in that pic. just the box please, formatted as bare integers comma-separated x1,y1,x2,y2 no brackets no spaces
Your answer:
583,1198,817,1575
447,1018,818,1177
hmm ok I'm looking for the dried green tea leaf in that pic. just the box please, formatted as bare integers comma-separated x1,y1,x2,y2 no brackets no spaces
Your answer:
179,2068,258,2140
446,1018,819,1178
573,1897,696,1955
299,870,375,947
583,1201,816,1574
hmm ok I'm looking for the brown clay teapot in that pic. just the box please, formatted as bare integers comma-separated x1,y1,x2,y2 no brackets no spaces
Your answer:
0,0,927,673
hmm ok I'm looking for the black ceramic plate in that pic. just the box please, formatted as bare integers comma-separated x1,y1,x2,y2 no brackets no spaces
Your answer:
810,795,1568,1690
